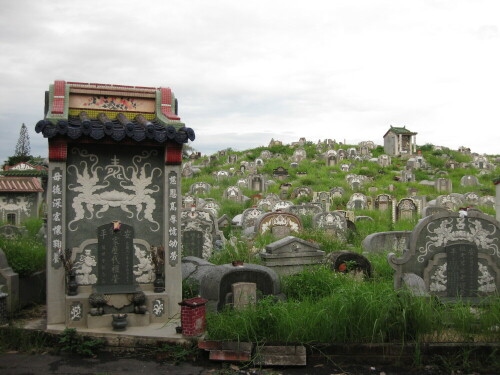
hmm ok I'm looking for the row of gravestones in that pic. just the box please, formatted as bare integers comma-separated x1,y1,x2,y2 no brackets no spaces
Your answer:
183,208,500,310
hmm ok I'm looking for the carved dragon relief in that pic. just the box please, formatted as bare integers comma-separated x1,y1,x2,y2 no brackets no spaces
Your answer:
417,217,499,263
67,148,162,232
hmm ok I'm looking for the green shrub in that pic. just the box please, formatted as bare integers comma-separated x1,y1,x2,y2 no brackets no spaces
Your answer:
0,237,45,277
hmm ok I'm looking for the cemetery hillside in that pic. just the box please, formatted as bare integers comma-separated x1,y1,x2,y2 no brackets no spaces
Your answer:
1,81,499,373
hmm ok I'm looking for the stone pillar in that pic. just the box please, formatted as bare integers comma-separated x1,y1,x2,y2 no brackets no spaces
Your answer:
495,181,500,222
164,143,183,319
46,139,68,325
398,134,402,155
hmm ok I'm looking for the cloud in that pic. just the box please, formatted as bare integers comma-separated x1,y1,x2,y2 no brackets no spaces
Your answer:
1,0,500,163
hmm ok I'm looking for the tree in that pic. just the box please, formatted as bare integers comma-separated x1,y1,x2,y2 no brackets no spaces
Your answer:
15,123,31,157
7,123,32,166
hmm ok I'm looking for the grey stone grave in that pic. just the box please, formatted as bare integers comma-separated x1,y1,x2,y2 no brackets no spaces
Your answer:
393,198,419,222
247,174,267,192
460,175,480,187
330,187,345,198
292,148,306,162
260,236,325,276
272,166,289,181
312,191,332,211
190,182,211,195
479,196,495,207
388,209,500,302
260,150,273,159
255,212,303,239
423,206,450,217
436,194,464,211
273,200,294,212
312,211,347,240
286,203,323,218
326,251,372,278
241,207,265,236
223,186,245,203
435,178,452,193
0,225,23,239
375,194,393,212
362,231,411,254
181,208,225,259
181,257,281,312
291,186,313,199
347,193,368,210
200,199,221,218
377,154,391,167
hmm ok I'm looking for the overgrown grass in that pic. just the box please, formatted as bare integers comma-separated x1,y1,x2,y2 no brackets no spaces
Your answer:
207,265,500,344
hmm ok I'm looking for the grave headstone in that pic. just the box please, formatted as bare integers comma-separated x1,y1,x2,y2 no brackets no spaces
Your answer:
460,175,480,187
394,198,418,222
255,212,303,239
312,212,347,240
435,178,452,193
346,193,368,210
388,209,500,302
260,236,325,276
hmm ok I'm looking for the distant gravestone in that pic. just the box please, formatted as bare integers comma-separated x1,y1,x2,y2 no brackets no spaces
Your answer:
435,178,452,193
190,182,211,195
286,204,323,217
272,167,289,181
312,212,347,240
312,191,332,211
260,236,325,276
96,223,135,293
388,210,500,302
255,212,302,239
291,186,313,199
479,196,495,207
0,225,22,239
241,207,265,234
377,154,391,167
394,198,418,222
375,194,392,212
223,186,244,203
460,175,480,187
181,209,225,259
423,206,450,217
436,194,463,211
463,192,480,206
329,187,345,198
346,193,368,210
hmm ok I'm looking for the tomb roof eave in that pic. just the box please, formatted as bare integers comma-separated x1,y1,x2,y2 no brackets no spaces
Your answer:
35,113,195,145
383,126,417,137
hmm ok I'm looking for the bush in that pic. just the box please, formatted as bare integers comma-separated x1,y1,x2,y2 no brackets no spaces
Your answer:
0,237,45,277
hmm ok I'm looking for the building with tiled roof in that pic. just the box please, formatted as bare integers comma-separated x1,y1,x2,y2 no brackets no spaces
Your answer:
0,176,44,225
383,126,417,156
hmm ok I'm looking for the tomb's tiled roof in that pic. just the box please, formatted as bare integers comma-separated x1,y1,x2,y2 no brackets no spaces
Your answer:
36,113,195,144
35,81,195,145
0,177,43,192
384,126,417,137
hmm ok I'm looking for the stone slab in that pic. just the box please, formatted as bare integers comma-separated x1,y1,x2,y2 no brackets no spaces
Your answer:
254,345,306,366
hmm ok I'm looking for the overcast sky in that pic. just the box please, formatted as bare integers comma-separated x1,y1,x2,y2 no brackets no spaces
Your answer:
0,0,499,163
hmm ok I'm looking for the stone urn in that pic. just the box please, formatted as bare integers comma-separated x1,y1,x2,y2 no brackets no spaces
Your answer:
154,271,165,293
67,270,78,296
112,314,128,331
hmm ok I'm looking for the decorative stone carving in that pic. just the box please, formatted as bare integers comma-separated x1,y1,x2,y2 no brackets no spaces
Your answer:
255,212,303,239
388,210,500,302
